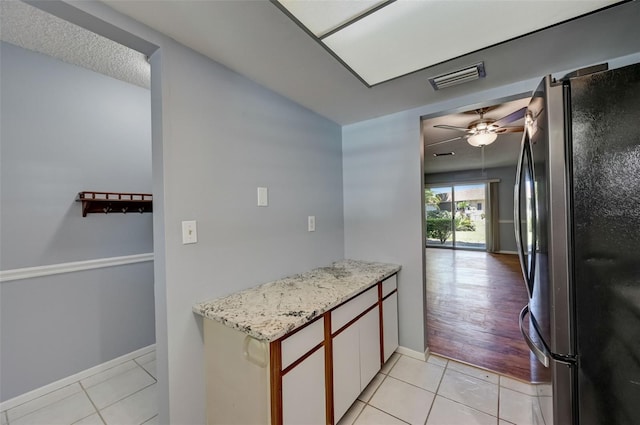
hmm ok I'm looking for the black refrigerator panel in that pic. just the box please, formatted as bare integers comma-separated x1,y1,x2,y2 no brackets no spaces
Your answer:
569,62,640,425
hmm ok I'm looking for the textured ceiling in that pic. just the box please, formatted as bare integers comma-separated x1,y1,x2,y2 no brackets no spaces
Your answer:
0,0,149,89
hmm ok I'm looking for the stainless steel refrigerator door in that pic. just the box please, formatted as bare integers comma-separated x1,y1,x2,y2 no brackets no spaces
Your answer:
514,129,537,298
519,76,576,425
569,63,640,425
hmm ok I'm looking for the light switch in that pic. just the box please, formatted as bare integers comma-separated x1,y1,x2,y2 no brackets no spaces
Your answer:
308,216,316,232
257,187,268,207
182,220,197,244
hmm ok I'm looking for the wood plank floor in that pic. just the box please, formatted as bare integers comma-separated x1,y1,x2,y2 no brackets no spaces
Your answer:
426,248,550,383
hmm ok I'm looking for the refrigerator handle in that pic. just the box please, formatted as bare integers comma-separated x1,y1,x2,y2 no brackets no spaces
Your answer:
519,305,550,367
514,137,528,285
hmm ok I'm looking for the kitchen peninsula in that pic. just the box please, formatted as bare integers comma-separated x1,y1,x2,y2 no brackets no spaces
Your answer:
193,259,400,425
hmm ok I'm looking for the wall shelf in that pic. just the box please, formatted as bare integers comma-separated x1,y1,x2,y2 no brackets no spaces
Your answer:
76,191,153,217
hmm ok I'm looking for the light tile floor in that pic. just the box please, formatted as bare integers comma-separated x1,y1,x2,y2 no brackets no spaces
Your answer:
1,350,552,425
2,351,157,425
339,352,553,425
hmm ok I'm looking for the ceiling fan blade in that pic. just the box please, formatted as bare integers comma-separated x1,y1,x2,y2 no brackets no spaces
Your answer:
433,124,472,133
495,126,525,134
426,136,465,147
491,107,527,128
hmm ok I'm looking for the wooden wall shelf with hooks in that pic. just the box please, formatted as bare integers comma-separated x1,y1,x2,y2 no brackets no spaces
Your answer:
76,191,153,217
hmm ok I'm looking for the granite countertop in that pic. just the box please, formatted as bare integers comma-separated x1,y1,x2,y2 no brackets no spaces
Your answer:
193,259,400,342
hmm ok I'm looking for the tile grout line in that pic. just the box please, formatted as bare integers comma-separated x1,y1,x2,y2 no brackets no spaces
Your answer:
497,379,501,425
366,405,411,425
92,380,156,413
4,384,82,423
353,362,390,424
79,381,107,425
133,358,157,382
430,391,500,421
421,358,449,425
140,414,158,425
357,354,409,425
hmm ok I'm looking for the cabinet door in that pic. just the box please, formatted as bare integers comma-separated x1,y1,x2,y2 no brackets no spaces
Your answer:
359,307,381,390
332,324,361,422
282,347,326,425
383,293,399,362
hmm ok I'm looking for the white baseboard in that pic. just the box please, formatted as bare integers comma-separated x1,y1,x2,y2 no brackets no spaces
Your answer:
0,344,155,412
396,345,429,361
497,250,518,255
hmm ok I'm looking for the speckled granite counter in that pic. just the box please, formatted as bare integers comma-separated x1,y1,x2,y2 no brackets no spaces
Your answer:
193,259,400,342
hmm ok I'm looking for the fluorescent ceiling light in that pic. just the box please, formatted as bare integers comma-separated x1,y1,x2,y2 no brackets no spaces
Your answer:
278,0,388,37
275,0,622,86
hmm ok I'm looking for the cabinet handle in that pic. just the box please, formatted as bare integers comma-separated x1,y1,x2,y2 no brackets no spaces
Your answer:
243,335,268,368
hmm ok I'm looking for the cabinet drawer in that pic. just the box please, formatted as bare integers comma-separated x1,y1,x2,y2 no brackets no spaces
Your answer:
331,286,378,333
281,318,324,370
382,274,397,298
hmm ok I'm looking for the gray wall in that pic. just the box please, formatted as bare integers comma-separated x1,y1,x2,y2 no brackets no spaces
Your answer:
0,263,155,400
342,80,542,355
342,112,427,354
155,38,344,424
0,42,154,401
425,166,518,252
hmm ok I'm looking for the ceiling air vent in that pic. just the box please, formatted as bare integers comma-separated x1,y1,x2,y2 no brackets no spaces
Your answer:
428,62,486,91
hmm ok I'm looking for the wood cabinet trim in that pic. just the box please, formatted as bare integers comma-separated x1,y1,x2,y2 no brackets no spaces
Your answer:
331,302,379,339
270,340,283,425
277,314,324,344
324,314,334,425
378,282,385,366
382,288,398,301
281,341,324,376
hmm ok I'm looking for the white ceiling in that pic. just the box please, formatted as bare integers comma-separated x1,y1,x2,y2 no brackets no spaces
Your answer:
0,0,150,89
276,0,620,86
423,97,530,174
99,0,640,125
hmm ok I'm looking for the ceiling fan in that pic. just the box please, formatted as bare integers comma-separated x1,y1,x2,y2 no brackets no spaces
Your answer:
430,106,527,147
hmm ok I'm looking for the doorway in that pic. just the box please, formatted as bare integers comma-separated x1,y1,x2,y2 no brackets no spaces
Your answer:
426,183,487,250
421,96,549,383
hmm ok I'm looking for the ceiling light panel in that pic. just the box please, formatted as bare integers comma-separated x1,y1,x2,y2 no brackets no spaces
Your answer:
294,0,620,85
278,0,388,37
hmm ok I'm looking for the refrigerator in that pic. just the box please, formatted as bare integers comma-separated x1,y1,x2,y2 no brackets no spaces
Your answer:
515,62,640,425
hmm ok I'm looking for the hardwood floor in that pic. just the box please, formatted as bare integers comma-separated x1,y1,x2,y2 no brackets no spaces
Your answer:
426,248,550,383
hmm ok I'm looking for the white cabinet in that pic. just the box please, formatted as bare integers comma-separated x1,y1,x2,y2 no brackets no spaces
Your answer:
281,318,324,369
332,323,361,421
203,272,399,425
331,289,383,423
383,292,399,362
331,286,378,332
282,347,326,425
359,308,381,389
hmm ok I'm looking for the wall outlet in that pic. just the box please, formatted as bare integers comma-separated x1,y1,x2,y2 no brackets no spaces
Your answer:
257,187,268,206
308,216,315,232
182,220,197,244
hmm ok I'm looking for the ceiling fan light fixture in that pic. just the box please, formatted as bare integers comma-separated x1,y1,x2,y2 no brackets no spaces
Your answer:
467,132,497,147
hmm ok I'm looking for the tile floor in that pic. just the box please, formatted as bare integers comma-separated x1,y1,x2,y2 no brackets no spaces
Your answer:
1,350,551,425
338,352,553,425
1,351,157,425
